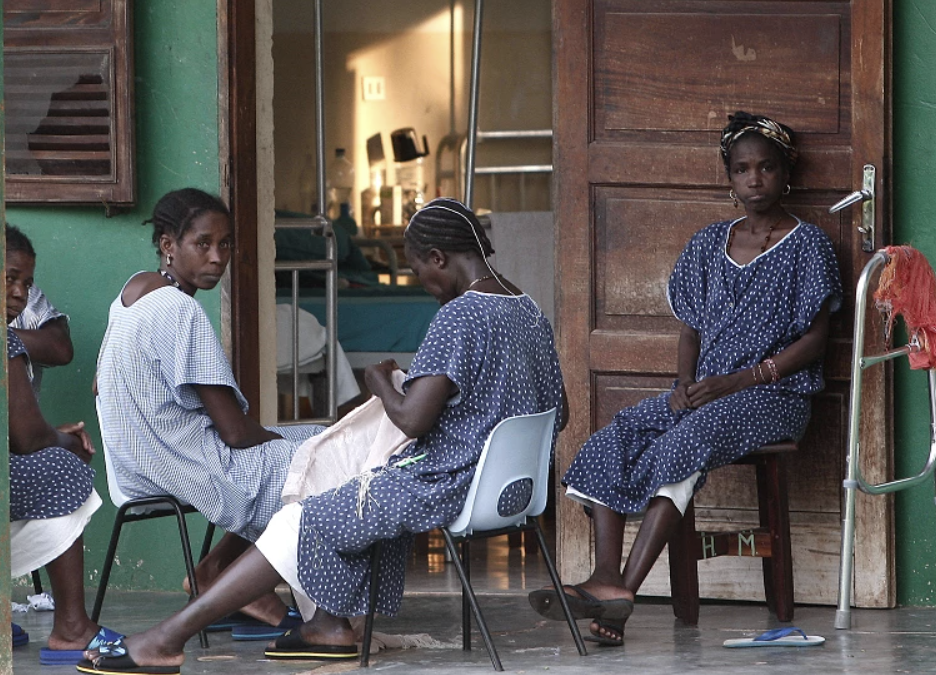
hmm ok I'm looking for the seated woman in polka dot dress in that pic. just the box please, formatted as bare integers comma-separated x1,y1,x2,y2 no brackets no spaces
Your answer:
530,112,843,646
8,324,124,662
78,198,566,672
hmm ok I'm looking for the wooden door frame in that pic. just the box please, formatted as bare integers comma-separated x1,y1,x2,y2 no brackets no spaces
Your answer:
219,0,261,416
553,0,894,606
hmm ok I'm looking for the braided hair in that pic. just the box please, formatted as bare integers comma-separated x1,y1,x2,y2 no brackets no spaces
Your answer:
6,224,36,259
146,188,230,252
720,111,798,175
404,198,494,259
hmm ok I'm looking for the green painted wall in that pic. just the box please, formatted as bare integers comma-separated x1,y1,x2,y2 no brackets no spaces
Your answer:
7,2,221,598
893,0,936,606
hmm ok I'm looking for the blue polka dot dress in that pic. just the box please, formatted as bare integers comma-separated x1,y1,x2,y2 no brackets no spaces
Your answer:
295,291,564,617
563,218,843,514
7,328,95,522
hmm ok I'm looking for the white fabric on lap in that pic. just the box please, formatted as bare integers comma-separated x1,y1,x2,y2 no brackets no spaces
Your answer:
565,472,700,516
10,490,101,578
255,502,317,620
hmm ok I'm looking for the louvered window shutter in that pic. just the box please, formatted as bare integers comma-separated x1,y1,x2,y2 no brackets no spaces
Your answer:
4,0,134,208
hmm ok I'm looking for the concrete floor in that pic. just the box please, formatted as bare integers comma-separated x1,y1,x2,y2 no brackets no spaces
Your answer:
11,533,936,674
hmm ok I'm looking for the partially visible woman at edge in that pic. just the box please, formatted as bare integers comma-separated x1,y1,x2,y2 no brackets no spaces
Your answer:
7,226,124,666
529,112,843,645
94,189,325,635
78,197,567,672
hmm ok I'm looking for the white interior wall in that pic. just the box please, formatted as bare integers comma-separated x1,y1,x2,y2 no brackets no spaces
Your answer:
271,0,551,216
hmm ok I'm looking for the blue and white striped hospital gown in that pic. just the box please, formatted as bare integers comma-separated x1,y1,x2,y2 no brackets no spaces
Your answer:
295,291,564,617
96,277,323,542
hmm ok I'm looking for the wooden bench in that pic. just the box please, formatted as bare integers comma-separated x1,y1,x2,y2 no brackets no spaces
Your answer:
667,441,797,625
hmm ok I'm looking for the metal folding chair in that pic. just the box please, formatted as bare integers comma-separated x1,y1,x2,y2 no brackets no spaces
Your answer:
836,249,936,629
92,399,216,647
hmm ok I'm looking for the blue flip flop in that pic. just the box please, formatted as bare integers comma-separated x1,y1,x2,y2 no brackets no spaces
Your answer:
39,625,125,665
723,626,825,648
206,611,255,633
231,607,303,641
12,623,29,648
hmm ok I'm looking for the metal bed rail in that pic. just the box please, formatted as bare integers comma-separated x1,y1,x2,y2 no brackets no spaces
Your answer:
836,249,936,629
436,129,553,212
274,221,338,426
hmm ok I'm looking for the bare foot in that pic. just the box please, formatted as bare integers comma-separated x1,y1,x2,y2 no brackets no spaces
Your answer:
46,620,101,652
267,617,355,649
84,631,184,670
589,618,625,646
539,576,634,604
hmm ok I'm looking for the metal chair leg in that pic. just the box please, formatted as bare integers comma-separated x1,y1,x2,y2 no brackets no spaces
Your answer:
91,505,130,622
461,539,472,651
531,519,587,655
168,502,209,648
441,528,503,672
198,523,216,563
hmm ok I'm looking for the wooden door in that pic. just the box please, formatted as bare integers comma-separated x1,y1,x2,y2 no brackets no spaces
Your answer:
554,0,892,607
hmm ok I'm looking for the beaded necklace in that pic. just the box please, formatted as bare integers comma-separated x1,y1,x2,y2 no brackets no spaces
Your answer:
726,213,786,255
160,269,182,289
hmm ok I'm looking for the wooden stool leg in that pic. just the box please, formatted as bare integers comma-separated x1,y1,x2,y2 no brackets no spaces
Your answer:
668,498,699,625
757,455,794,622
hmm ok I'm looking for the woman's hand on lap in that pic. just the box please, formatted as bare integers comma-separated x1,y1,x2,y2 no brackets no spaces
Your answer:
669,380,695,411
57,421,95,463
685,373,744,409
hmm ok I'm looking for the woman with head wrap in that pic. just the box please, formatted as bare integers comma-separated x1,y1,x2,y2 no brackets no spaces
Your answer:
79,198,566,672
529,112,843,645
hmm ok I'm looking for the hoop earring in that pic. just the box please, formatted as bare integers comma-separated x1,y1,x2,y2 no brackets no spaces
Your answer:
166,254,173,267
783,184,791,195
729,189,738,208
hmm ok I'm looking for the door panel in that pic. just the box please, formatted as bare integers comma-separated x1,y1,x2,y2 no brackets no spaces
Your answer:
555,0,891,606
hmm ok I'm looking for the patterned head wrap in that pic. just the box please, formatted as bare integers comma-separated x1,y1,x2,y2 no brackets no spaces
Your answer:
719,111,798,172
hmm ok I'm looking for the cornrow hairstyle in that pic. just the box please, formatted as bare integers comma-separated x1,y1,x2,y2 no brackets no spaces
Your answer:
145,188,230,251
404,197,494,259
720,110,798,175
6,224,36,259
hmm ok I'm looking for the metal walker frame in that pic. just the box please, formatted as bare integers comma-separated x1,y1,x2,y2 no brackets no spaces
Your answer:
836,249,936,629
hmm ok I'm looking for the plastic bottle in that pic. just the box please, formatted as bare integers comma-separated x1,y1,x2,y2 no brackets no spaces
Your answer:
326,148,355,221
395,157,425,224
360,164,386,234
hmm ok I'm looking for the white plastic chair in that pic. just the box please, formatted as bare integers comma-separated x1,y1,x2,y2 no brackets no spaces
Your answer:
361,408,587,671
92,398,215,647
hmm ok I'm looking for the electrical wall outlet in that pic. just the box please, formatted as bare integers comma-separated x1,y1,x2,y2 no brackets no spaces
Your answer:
362,76,386,101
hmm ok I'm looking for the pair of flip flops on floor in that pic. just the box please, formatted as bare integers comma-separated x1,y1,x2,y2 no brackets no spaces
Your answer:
205,607,303,640
528,584,634,646
723,626,825,648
